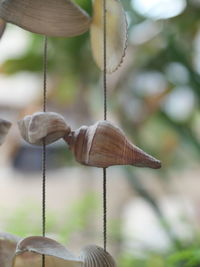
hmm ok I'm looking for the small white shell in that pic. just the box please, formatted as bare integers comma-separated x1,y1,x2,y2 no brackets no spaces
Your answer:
18,112,70,146
80,245,116,267
0,119,11,145
0,0,91,37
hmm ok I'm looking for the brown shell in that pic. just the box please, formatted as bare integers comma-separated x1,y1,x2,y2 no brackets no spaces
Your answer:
0,0,91,37
65,121,161,169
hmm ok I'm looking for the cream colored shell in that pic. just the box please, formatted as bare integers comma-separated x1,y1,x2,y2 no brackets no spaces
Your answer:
18,112,70,146
0,0,91,37
90,0,128,73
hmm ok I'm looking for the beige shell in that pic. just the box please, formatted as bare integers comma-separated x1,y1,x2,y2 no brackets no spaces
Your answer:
13,236,83,267
0,0,91,37
0,119,11,145
90,0,128,73
0,18,6,38
80,245,116,267
64,120,161,169
18,112,71,146
0,232,20,267
13,236,116,267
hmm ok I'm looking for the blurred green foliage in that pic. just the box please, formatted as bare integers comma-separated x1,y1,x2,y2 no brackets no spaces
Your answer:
3,193,99,245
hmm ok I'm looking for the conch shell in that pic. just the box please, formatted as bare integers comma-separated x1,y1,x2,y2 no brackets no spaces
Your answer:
90,0,128,73
0,18,6,38
0,119,11,145
18,112,70,146
0,0,91,37
13,236,116,267
64,120,161,169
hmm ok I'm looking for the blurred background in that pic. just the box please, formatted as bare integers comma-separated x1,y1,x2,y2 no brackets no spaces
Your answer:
0,0,200,266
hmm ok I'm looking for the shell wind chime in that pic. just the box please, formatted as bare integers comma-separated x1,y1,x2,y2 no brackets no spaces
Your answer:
18,112,161,169
0,0,161,266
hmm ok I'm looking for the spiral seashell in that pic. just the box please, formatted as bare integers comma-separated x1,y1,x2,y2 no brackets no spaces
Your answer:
0,118,11,145
18,112,71,146
80,245,116,267
64,120,161,169
0,0,91,37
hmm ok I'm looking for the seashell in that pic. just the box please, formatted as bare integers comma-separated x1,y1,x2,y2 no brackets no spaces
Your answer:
0,119,11,145
80,245,116,267
90,0,128,73
13,236,83,267
18,112,71,146
0,232,20,267
0,18,6,38
0,0,91,37
64,120,161,169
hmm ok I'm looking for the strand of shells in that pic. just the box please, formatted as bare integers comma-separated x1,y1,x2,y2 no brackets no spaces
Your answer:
18,113,161,169
0,0,90,37
12,236,116,267
0,119,11,145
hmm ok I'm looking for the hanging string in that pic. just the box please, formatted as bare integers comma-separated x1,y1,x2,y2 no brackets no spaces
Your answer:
42,35,48,267
103,0,107,122
103,0,107,252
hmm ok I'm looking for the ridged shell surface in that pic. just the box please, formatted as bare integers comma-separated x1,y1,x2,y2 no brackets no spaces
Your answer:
0,0,90,37
80,245,116,267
